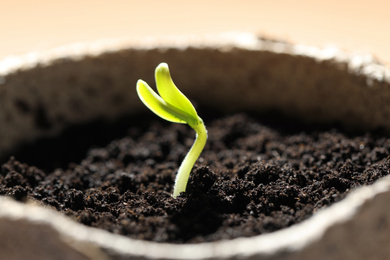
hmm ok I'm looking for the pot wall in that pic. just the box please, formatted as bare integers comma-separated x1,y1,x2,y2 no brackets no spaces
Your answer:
1,34,390,159
1,33,390,260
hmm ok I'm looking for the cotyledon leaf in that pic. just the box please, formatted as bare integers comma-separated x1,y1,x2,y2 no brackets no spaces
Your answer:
136,79,187,124
155,63,200,124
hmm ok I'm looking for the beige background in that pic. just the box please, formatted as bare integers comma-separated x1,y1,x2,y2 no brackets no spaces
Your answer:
1,0,389,64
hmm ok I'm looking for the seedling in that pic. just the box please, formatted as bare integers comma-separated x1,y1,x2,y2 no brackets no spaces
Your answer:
136,62,207,198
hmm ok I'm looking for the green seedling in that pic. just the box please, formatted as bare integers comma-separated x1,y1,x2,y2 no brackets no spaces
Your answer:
136,62,207,198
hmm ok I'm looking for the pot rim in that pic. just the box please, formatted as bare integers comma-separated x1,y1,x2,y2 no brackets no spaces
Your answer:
1,32,389,83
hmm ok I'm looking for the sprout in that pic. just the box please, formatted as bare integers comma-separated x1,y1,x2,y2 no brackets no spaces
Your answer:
136,62,207,198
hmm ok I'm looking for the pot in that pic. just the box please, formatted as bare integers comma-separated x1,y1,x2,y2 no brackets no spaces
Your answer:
1,33,390,260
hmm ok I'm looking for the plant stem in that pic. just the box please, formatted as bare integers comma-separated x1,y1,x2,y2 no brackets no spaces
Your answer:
172,118,207,198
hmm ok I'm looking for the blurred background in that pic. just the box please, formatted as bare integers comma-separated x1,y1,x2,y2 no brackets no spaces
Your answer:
1,0,389,64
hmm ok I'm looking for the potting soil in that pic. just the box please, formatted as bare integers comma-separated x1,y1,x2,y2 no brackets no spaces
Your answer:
1,113,389,243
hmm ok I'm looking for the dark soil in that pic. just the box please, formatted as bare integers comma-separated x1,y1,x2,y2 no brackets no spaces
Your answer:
1,113,390,243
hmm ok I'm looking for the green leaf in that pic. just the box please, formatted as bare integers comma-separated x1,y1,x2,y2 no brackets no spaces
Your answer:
155,63,199,123
136,80,187,124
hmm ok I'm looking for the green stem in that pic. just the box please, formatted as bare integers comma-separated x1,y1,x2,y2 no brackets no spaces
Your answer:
172,118,207,198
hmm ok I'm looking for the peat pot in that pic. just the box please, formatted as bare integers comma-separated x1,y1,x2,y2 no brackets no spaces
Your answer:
1,33,390,260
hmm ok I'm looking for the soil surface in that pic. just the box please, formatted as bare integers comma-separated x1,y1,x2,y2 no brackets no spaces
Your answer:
1,113,390,243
